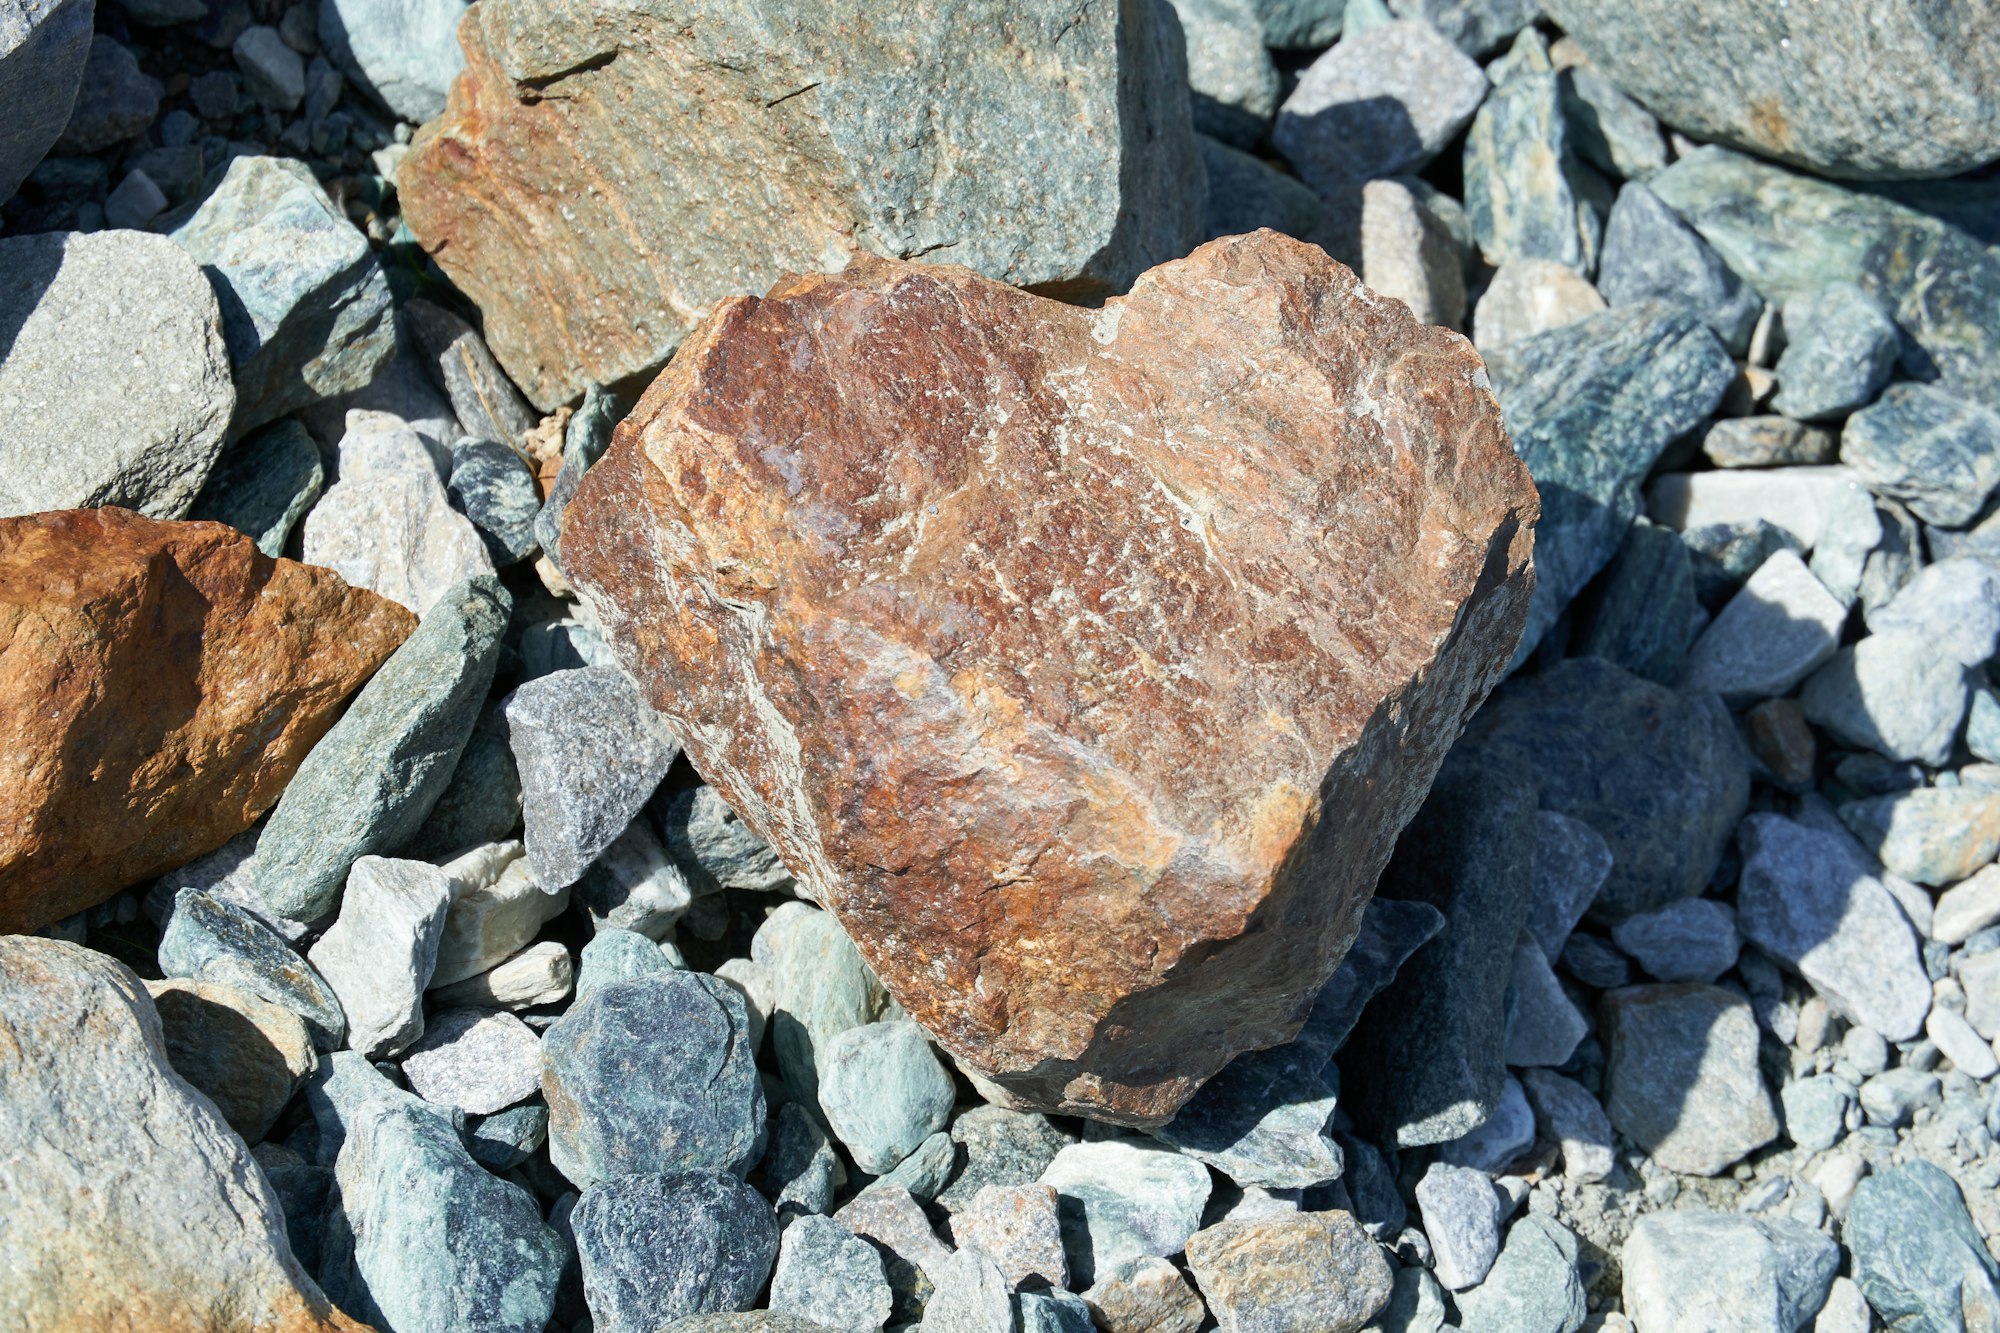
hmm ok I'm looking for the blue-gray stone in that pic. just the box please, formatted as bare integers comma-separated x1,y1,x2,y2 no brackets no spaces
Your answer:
1846,1161,2000,1333
1649,147,2000,412
768,1212,893,1333
259,1154,335,1275
404,298,537,451
318,0,467,122
1295,895,1449,1064
756,903,891,1118
1462,657,1749,923
188,419,324,557
1683,520,1804,611
1464,71,1604,273
253,576,510,922
872,1129,956,1202
1769,285,1900,422
571,1171,778,1333
1601,983,1780,1176
506,666,679,893
1502,937,1588,1067
1620,1210,1838,1333
401,711,522,862
1330,1130,1403,1238
1780,1074,1857,1154
334,1098,563,1333
1558,63,1667,183
1342,745,1537,1147
1597,181,1759,355
1387,0,1536,54
1801,630,1969,768
516,616,616,681
1524,810,1613,963
0,0,94,202
817,1020,955,1176
1609,897,1740,984
1171,0,1280,148
466,1101,548,1171
1482,303,1735,659
158,887,347,1051
1015,1289,1094,1333
1196,134,1334,252
1244,0,1342,48
573,818,692,939
1869,557,2000,667
449,438,540,566
1455,1214,1588,1333
53,34,159,153
1571,517,1696,684
1842,384,2000,530
543,971,765,1189
170,155,396,433
938,1105,1076,1215
1538,0,2000,181
574,928,677,1001
759,1101,843,1220
1415,1161,1504,1290
535,382,618,569
656,785,792,895
1560,933,1629,989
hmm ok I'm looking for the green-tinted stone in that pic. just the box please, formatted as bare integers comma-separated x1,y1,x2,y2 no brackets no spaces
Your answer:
1846,1162,2000,1333
188,419,324,556
1464,72,1605,273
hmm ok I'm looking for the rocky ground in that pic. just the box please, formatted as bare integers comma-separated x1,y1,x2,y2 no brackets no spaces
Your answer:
3,0,2000,1331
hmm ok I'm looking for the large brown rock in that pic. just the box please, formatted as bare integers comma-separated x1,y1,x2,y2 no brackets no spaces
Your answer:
398,0,1204,411
0,509,415,934
564,231,1537,1123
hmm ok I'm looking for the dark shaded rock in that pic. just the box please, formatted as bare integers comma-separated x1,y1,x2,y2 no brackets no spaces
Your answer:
572,1172,779,1333
405,298,536,449
1571,517,1696,684
1700,417,1838,469
1463,72,1604,274
1598,181,1760,355
1846,1161,2000,1331
403,710,522,861
0,0,93,201
159,888,348,1051
448,438,541,567
146,978,317,1143
656,785,792,895
1558,63,1668,183
190,421,326,557
1196,133,1331,250
54,35,160,152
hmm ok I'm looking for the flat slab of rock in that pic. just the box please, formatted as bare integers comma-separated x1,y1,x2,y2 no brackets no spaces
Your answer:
564,232,1537,1124
0,937,364,1332
1544,0,2000,180
0,230,234,520
400,0,1204,409
0,509,412,934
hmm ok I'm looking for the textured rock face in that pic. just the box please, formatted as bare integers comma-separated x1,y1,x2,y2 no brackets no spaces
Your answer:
0,0,94,203
0,509,414,935
0,936,364,1333
564,232,1538,1123
1544,0,2000,180
399,0,1206,410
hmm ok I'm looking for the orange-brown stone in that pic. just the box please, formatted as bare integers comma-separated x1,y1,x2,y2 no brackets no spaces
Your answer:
0,509,416,934
564,231,1538,1123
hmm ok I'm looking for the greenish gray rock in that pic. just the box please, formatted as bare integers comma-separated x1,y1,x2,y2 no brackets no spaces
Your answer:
1681,548,1848,706
1273,20,1488,195
1736,812,1932,1042
816,1020,955,1176
1244,0,1342,48
304,1049,460,1170
1869,557,2000,666
872,1129,956,1201
574,928,678,1000
466,1101,548,1171
1340,746,1534,1147
189,420,325,556
573,1171,778,1333
1801,630,1969,767
304,855,452,1060
1597,181,1759,354
1780,1074,1858,1154
1482,303,1735,659
1015,1290,1095,1333
939,1105,1077,1214
664,1318,837,1333
449,438,541,566
506,665,679,893
1840,785,2000,887
0,0,94,202
1858,1067,1941,1128
1701,417,1838,469
1649,148,2000,411
1171,0,1280,148
1387,0,1535,54
1770,285,1900,422
1571,519,1695,685
657,785,792,895
1600,983,1780,1176
768,1214,892,1333
1456,657,1750,922
1557,63,1667,183
755,902,891,1117
402,712,523,861
170,155,396,433
319,0,467,122
1540,0,2000,180
1842,384,2000,529
573,819,692,939
1523,810,1612,962
760,1102,844,1220
1454,1214,1588,1333
922,1248,1015,1333
1846,1161,2000,1331
52,34,158,152
404,299,536,450
1463,72,1603,273
159,887,347,1051
1363,1266,1449,1333
0,229,234,521
0,937,356,1333
1621,1211,1838,1333
1039,1139,1213,1289
253,575,511,922
543,971,765,1189
335,1098,564,1333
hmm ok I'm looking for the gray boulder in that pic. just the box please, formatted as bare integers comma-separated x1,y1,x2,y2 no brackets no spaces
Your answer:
319,0,468,123
1600,983,1780,1176
0,230,233,520
0,0,93,202
1454,1214,1588,1333
572,1172,779,1333
1622,1211,1839,1333
1846,1161,2000,1331
1841,384,2000,530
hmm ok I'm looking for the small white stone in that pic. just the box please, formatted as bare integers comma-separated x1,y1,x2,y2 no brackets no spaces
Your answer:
1472,258,1605,350
430,940,573,1009
430,842,570,987
306,856,453,1059
399,1007,542,1115
1681,549,1847,705
1926,1006,2000,1079
1933,864,2000,946
1646,466,1863,551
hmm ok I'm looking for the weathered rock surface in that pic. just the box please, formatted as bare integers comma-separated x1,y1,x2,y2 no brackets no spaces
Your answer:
564,232,1538,1123
146,977,317,1144
1543,0,2000,180
0,0,94,202
0,230,234,520
0,936,364,1332
0,509,413,935
400,0,1206,409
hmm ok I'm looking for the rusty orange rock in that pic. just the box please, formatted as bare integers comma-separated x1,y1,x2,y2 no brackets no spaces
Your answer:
564,231,1538,1124
0,509,416,934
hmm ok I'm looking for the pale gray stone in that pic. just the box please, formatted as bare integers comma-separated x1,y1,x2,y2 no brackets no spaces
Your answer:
1867,556,2000,668
306,855,452,1059
1171,0,1280,148
1648,465,1862,553
1453,1214,1588,1333
0,230,232,521
1518,1069,1613,1183
1039,1139,1213,1289
1839,785,2000,886
1681,548,1846,706
754,902,892,1116
1934,865,2000,947
430,940,573,1010
430,842,570,987
573,818,693,940
1801,630,1969,768
1470,257,1604,352
319,0,468,122
233,25,304,110
922,1248,1015,1333
1780,1074,1857,1154
400,1007,542,1115
1438,1074,1535,1173
1621,1212,1838,1333
1414,1163,1502,1291
817,1020,955,1176
1601,983,1780,1176
768,1213,892,1333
